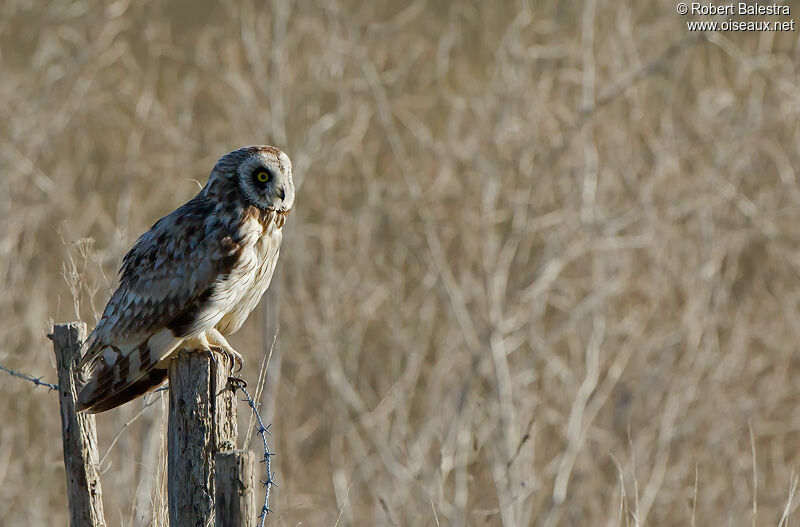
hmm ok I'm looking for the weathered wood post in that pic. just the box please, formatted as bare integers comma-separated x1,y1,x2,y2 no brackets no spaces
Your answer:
215,450,257,527
168,349,237,527
51,322,107,527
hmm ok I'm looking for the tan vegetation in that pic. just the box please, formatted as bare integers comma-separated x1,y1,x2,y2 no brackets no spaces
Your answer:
2,1,800,525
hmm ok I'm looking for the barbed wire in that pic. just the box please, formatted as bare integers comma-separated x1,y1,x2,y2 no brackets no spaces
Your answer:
233,382,276,525
0,362,166,395
0,363,59,391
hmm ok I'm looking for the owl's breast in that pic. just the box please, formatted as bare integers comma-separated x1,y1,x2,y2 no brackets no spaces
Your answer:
214,216,283,335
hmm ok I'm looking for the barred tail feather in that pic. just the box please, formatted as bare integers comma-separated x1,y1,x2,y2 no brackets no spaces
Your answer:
81,368,169,413
76,328,180,413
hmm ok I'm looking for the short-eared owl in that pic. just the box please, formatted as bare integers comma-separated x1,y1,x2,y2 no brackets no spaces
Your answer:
77,146,294,413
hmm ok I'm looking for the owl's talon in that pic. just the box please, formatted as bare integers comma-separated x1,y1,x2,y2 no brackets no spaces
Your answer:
228,350,243,373
210,346,243,373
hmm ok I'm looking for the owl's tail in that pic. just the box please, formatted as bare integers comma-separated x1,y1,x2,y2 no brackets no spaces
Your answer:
76,328,180,413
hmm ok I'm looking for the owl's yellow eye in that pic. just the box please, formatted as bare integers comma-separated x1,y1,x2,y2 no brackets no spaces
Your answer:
256,171,270,183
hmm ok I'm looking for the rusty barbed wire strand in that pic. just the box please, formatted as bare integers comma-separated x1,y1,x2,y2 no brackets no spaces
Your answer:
0,363,59,391
233,382,276,524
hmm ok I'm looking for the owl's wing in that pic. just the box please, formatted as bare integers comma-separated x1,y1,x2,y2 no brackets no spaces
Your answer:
76,196,244,412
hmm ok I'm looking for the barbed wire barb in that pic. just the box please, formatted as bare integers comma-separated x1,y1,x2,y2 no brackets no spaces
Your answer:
0,363,59,391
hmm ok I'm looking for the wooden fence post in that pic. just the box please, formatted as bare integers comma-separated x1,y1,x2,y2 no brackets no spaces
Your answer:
215,450,256,527
168,349,237,527
51,322,107,527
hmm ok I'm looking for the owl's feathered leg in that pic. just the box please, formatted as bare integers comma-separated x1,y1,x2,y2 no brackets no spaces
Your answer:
180,333,214,354
207,329,244,372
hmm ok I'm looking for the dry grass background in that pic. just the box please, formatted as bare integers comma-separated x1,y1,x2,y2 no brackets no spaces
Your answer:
1,0,800,525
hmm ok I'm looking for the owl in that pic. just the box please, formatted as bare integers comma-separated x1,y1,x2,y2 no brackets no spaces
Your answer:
76,145,294,413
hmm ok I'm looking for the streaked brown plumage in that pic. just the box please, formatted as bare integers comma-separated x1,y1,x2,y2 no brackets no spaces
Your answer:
76,146,294,413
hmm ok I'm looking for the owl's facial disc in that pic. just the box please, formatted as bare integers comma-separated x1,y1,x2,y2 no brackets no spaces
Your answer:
237,151,294,212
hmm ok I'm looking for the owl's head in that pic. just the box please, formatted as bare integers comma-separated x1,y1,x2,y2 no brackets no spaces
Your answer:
211,145,295,212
